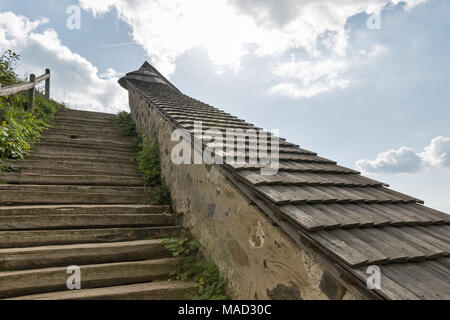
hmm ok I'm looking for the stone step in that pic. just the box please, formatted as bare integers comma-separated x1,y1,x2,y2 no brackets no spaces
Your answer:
18,166,142,177
13,159,140,175
53,113,116,126
50,122,118,133
53,115,116,126
0,213,174,231
29,147,136,162
0,226,180,248
35,140,136,154
0,184,150,205
58,109,116,120
32,143,137,159
53,117,116,127
25,153,136,165
0,184,148,194
0,239,172,271
7,280,195,300
48,124,123,135
41,132,134,146
0,173,144,186
0,205,169,216
46,127,128,139
0,258,179,299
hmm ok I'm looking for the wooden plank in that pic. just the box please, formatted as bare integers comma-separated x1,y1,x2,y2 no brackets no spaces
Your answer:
312,230,370,267
394,227,446,259
27,74,36,112
313,203,361,228
356,228,410,263
332,229,390,264
35,73,50,83
278,204,326,231
354,267,420,300
387,263,450,299
0,82,34,96
329,204,376,227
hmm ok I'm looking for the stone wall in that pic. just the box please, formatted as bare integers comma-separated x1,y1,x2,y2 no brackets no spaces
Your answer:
128,88,356,300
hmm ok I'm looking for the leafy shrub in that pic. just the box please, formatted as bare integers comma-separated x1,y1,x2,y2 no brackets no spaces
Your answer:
0,159,21,172
137,138,161,186
115,111,172,205
163,237,228,300
0,50,62,160
151,184,171,205
116,111,138,137
0,50,20,86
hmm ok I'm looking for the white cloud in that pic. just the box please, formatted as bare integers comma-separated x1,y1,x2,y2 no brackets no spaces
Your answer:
269,56,351,98
0,11,127,113
356,136,450,174
79,0,426,98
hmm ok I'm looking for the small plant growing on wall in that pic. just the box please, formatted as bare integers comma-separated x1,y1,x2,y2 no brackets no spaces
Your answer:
163,237,228,300
115,111,171,205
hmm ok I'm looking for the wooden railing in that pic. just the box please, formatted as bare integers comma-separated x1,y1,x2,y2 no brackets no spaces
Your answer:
0,69,51,112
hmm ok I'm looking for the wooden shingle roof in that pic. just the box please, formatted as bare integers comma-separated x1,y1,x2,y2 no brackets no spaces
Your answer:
120,62,450,300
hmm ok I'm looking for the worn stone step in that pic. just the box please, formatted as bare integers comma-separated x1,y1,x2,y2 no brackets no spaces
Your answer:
0,213,174,231
18,166,142,177
0,226,180,248
53,114,116,123
25,153,136,165
0,185,150,206
53,115,116,125
0,205,169,216
0,185,150,205
41,132,134,145
0,173,144,186
48,124,123,135
35,140,136,154
0,258,179,299
52,118,116,128
13,159,140,175
40,135,134,148
50,122,119,133
58,109,116,120
7,280,195,300
0,239,172,271
29,147,136,162
46,127,128,140
0,184,148,194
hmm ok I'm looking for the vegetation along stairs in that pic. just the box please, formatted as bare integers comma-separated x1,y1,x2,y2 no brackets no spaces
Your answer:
0,108,195,300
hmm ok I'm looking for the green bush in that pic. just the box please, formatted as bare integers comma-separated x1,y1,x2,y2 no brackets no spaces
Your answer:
137,138,162,186
0,50,62,161
115,111,172,205
163,237,228,300
151,184,171,205
116,111,138,137
0,50,20,86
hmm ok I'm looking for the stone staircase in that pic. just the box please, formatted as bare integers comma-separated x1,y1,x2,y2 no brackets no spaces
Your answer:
0,109,195,300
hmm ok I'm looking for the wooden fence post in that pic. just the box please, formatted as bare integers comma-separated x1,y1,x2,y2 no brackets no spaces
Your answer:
45,68,50,100
27,74,36,112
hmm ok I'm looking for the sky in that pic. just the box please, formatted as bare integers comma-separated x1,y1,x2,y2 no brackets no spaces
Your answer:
0,0,449,212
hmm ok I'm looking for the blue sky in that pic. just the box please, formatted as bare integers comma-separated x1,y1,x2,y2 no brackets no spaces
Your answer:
0,0,449,212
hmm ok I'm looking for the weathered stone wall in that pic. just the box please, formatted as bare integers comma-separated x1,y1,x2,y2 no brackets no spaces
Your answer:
128,88,356,300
